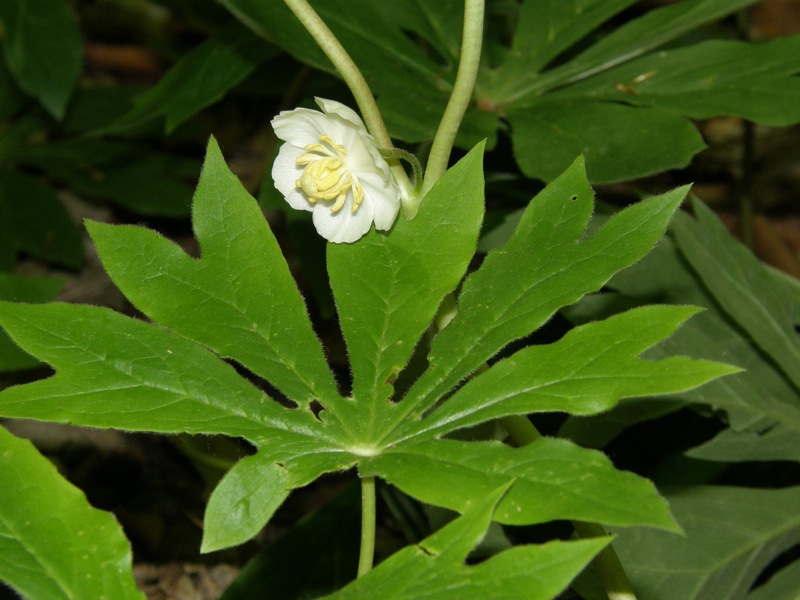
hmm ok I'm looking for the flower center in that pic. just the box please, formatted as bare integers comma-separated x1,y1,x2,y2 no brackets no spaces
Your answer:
295,134,365,214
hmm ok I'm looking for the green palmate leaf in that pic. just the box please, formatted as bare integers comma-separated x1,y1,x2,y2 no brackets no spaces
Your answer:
501,0,639,79
202,446,356,553
88,137,341,409
323,485,609,600
396,306,736,441
672,199,800,391
327,143,484,438
508,100,705,183
503,0,761,102
687,425,800,463
103,22,277,134
361,437,678,531
559,37,800,126
0,301,321,444
384,158,688,435
613,486,800,600
0,0,82,119
0,169,83,269
486,0,762,182
0,273,63,371
564,226,800,446
0,425,143,599
749,559,800,600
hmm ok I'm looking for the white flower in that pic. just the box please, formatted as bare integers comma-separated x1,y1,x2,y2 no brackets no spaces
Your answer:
271,98,401,243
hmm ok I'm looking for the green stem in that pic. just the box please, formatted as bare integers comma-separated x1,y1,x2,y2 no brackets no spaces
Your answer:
282,0,413,201
412,0,485,214
573,521,638,600
501,415,638,600
357,476,377,577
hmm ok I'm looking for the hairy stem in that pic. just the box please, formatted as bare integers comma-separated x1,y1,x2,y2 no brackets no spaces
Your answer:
501,415,638,600
412,0,484,214
357,476,377,577
282,0,413,201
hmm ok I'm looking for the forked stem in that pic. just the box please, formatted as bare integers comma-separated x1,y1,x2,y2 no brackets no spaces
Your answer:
282,0,413,202
357,476,377,577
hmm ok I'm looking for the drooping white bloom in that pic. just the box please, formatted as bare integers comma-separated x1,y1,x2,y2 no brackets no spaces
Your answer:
271,98,401,243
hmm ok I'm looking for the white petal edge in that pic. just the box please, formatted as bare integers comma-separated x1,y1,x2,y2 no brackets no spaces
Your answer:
358,171,401,231
315,98,365,131
272,143,312,212
272,108,343,149
313,200,375,244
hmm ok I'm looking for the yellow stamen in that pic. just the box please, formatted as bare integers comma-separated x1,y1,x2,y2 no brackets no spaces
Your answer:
295,134,362,214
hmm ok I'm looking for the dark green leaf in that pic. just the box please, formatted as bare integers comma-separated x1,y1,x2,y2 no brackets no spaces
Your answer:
502,0,638,76
749,559,800,600
564,233,800,444
6,138,198,217
559,37,800,126
0,53,27,120
0,0,82,118
672,199,800,391
687,424,800,463
501,0,760,102
614,486,800,600
0,169,83,268
508,100,705,183
103,23,277,135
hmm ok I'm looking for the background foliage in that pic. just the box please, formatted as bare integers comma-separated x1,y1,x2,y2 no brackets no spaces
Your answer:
0,0,798,598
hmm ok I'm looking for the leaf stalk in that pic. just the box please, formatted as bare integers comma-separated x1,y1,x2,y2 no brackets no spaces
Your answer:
413,0,485,214
282,0,414,203
357,475,377,577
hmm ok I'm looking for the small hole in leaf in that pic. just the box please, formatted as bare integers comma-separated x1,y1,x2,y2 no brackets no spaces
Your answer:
569,194,578,201
309,400,325,420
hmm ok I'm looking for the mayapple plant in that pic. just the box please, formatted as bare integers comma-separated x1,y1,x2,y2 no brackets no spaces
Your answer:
0,1,740,598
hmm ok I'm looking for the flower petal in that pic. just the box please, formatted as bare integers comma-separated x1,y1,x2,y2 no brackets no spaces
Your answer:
359,171,401,231
312,198,375,244
272,143,313,211
272,108,347,149
315,98,391,179
271,98,404,243
316,98,366,131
